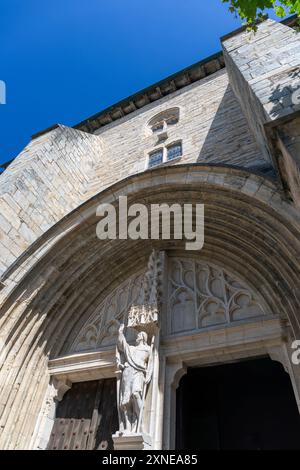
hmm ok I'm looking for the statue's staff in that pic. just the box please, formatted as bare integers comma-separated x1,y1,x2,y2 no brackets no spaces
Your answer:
115,321,123,431
136,333,155,433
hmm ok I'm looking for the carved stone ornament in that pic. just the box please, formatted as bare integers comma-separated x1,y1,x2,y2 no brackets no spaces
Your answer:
71,251,163,353
71,272,145,352
127,304,158,335
168,258,268,334
127,250,162,334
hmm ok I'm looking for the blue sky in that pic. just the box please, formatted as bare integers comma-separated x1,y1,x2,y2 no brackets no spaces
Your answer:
0,0,279,167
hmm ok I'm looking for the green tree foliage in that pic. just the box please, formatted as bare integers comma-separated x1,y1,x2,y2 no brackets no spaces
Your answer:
222,0,300,30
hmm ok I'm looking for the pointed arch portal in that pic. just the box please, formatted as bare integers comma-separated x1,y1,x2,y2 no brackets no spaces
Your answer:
1,166,300,449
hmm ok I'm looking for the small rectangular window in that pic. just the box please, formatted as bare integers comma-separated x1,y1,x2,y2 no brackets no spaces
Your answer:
167,142,182,161
149,149,163,168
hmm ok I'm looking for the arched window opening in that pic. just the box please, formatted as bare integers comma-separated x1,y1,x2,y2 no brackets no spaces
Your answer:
148,108,180,135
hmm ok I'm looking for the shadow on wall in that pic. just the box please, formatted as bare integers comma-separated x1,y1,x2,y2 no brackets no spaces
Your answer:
266,69,300,120
197,84,276,177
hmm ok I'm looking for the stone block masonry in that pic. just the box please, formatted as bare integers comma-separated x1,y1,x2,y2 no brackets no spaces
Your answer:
0,125,103,278
0,69,268,281
89,70,266,195
222,19,300,164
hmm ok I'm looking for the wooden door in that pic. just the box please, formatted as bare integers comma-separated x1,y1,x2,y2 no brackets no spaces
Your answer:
47,378,118,450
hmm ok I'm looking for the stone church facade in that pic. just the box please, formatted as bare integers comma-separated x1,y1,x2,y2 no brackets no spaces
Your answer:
0,18,300,449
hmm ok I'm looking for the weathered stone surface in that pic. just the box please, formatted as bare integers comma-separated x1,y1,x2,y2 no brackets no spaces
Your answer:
0,18,299,451
222,19,300,165
88,70,265,195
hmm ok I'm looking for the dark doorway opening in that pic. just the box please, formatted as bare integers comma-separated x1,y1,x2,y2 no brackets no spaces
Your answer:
176,357,300,450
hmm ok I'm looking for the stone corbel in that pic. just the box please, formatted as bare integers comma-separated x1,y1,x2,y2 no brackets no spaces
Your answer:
163,361,187,450
52,377,72,402
267,346,289,373
267,343,300,413
171,363,187,390
279,316,294,344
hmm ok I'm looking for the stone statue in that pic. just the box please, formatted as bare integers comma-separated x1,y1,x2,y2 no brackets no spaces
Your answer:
116,323,153,434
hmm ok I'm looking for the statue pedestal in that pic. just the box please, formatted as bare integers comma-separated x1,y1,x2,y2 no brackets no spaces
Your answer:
112,432,152,450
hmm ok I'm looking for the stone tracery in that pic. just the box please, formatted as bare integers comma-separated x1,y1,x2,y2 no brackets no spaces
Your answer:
71,255,269,354
168,258,268,334
72,272,145,352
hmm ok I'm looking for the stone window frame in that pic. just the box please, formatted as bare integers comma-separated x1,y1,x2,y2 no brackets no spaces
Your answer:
147,140,183,169
148,148,164,168
166,141,182,162
147,108,180,136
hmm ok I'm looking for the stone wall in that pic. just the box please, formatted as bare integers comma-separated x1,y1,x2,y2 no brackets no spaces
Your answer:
0,125,102,278
0,165,300,449
89,69,266,194
0,17,300,450
222,19,300,164
0,68,267,281
275,116,300,207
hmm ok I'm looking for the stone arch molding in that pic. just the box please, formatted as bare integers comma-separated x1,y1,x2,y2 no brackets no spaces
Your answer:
1,165,300,449
70,256,269,354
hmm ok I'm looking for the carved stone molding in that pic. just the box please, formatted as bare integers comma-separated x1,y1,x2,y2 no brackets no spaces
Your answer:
127,250,163,336
267,343,300,412
141,249,163,306
171,363,187,390
127,304,159,335
267,346,289,373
